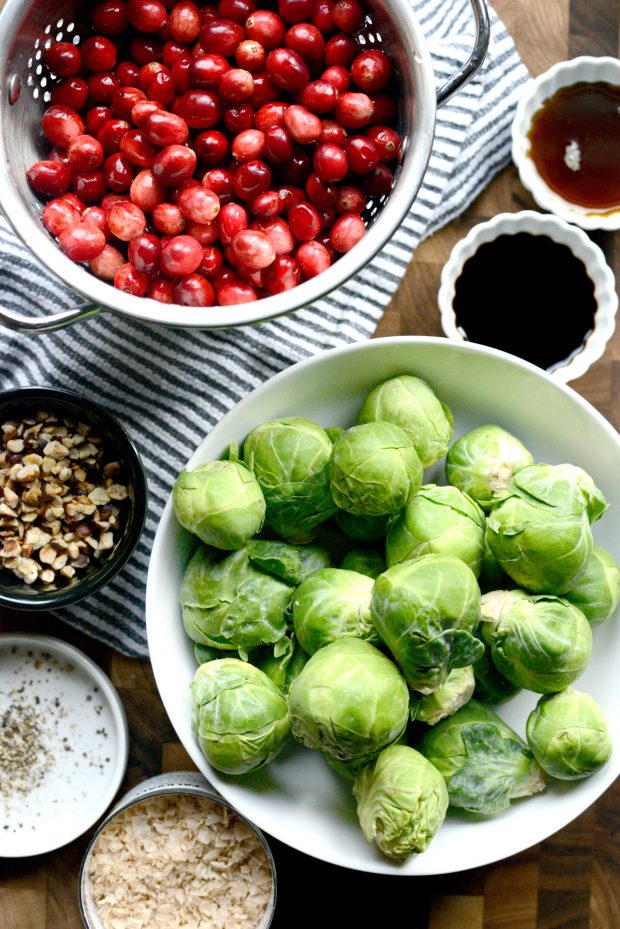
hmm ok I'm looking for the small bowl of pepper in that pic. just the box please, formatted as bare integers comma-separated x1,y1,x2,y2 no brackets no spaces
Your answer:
511,56,620,230
0,386,148,610
437,210,618,382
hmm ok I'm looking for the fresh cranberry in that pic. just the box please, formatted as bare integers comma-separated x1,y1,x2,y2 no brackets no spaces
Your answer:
107,201,147,239
88,72,122,104
168,1,202,41
366,125,401,162
162,41,192,68
161,234,203,275
51,78,89,111
68,135,104,173
59,192,87,213
149,275,175,301
44,42,82,78
312,0,336,33
257,216,294,253
144,110,190,146
223,103,255,133
277,185,305,213
172,272,215,304
126,0,168,32
231,228,275,269
203,167,234,202
233,159,271,200
285,23,324,62
100,193,130,210
297,239,331,277
91,0,129,34
335,183,366,213
130,168,167,210
265,48,309,92
306,173,336,209
148,70,177,104
90,243,126,279
190,53,230,88
42,106,85,148
351,49,391,92
343,134,379,173
332,0,364,32
59,222,106,261
82,36,118,72
103,152,135,190
278,0,314,24
245,10,285,49
330,211,365,251
186,219,218,243
153,201,187,233
232,128,265,162
194,128,229,164
219,68,254,103
319,118,347,145
251,190,282,218
248,72,279,106
199,244,224,276
131,99,164,126
200,18,244,56
97,118,131,154
255,101,288,131
177,184,220,222
41,198,81,236
118,128,156,167
278,146,311,185
172,56,193,92
235,39,265,73
174,90,221,128
217,201,248,244
301,79,339,114
82,205,110,235
218,280,257,303
112,86,147,120
324,33,357,67
288,201,321,241
153,143,197,183
219,0,256,23
313,142,347,182
283,105,322,144
138,61,167,91
131,35,164,65
363,162,393,197
72,171,108,203
85,106,113,136
265,254,300,293
116,60,141,86
334,91,373,128
114,262,150,294
129,232,163,272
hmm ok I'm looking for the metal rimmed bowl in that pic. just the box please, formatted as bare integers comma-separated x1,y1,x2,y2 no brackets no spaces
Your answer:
0,0,489,333
0,385,148,610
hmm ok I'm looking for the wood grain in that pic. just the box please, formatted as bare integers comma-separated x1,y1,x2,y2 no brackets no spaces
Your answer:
2,0,620,927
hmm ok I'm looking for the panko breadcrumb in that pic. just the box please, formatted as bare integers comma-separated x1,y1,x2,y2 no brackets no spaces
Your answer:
89,794,274,929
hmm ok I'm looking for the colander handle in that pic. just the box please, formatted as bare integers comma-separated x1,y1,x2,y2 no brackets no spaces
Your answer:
0,302,100,334
436,0,490,108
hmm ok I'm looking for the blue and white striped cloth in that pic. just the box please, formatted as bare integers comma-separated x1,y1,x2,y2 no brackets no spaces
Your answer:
0,0,529,656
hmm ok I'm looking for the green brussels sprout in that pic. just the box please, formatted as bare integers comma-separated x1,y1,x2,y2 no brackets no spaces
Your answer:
371,554,483,694
411,666,475,726
417,699,545,814
325,426,345,443
358,375,454,468
340,546,386,579
353,745,448,860
477,535,509,593
335,509,389,543
252,635,308,694
243,417,336,540
526,688,612,780
386,484,486,575
486,464,594,594
247,539,331,585
330,422,423,517
563,545,620,626
445,424,533,510
471,626,521,704
288,637,409,760
181,542,304,659
538,463,608,523
292,568,376,655
191,659,290,774
480,590,592,693
194,642,231,665
173,460,266,550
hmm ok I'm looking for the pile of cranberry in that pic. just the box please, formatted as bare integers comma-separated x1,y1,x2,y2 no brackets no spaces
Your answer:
26,0,401,307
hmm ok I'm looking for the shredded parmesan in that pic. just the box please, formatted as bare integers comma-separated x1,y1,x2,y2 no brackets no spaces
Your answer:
89,794,274,929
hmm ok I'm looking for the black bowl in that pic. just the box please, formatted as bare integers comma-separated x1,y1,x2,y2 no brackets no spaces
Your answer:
0,386,148,610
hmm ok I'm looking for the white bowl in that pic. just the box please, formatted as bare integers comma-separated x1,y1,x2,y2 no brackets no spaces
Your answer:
512,56,620,230
146,336,620,876
437,210,618,383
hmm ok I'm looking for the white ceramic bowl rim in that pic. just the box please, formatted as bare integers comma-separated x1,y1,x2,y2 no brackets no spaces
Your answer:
511,55,620,230
437,210,618,383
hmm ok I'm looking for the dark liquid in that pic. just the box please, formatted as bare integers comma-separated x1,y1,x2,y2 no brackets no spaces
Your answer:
528,81,620,209
452,233,596,371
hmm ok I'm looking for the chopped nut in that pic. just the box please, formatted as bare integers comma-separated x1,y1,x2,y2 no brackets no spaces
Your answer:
86,537,99,551
0,539,21,558
0,503,15,518
59,565,75,579
41,456,56,475
3,486,18,508
99,531,114,551
14,557,38,584
40,568,55,584
43,440,68,460
89,486,110,505
23,453,43,466
39,544,57,565
25,527,52,551
52,553,68,570
13,463,40,483
6,438,24,453
107,484,128,501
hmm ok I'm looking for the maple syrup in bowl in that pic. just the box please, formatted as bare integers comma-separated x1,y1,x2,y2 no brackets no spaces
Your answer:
512,56,620,230
437,211,618,383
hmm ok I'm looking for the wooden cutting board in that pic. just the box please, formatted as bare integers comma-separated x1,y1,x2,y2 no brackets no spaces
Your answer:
2,0,620,927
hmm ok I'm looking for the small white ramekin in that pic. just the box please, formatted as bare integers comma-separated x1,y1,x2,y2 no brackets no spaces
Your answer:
511,56,620,230
437,210,618,383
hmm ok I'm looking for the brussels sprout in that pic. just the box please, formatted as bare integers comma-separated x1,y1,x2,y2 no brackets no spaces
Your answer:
563,545,620,626
445,424,533,510
252,635,308,694
371,554,483,694
288,637,409,760
417,699,545,814
386,484,486,575
243,417,336,540
480,590,592,694
471,627,521,704
181,543,294,659
477,535,509,593
486,465,594,594
358,375,454,468
191,659,290,775
330,422,423,517
194,642,229,665
536,463,608,523
411,666,475,726
526,688,612,780
325,426,345,443
173,460,266,550
335,509,389,543
292,568,376,655
354,745,448,860
248,539,331,585
340,546,386,579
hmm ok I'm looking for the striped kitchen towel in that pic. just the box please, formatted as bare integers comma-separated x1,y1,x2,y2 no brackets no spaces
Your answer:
0,0,529,656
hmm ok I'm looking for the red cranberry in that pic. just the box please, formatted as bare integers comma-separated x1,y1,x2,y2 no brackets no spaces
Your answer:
82,36,118,72
114,262,150,294
255,101,288,131
218,280,257,303
217,201,248,244
131,99,164,126
366,125,401,162
172,56,193,92
248,72,279,106
288,201,321,241
324,33,357,67
107,201,147,239
130,168,167,210
330,211,365,251
319,118,347,145
363,162,393,197
177,184,220,222
59,192,87,213
219,0,256,23
100,193,130,210
72,171,108,203
265,254,300,293
332,0,365,32
200,18,244,56
297,239,331,277
144,110,190,145
301,79,339,114
199,244,224,276
82,205,109,235
277,185,305,213
44,42,82,78
113,86,147,120
172,272,215,305
306,173,336,209
313,142,347,181
235,40,265,73
351,49,391,92
279,146,311,185
148,70,176,104
203,167,234,202
149,275,175,301
245,10,285,49
126,0,168,32
265,48,309,92
42,106,85,148
168,1,202,41
153,143,197,183
190,53,230,88
161,234,203,275
85,106,113,136
51,78,89,111
232,128,265,162
321,64,350,93
103,152,135,190
312,0,336,33
223,103,255,133
233,159,271,200
162,41,192,68
153,201,187,233
88,72,122,104
90,244,126,279
231,229,275,269
41,198,81,236
91,0,129,34
334,91,373,128
219,68,254,103
174,90,221,128
251,190,282,218
68,135,105,173
116,60,141,86
129,232,163,272
59,222,106,261
97,118,131,154
282,105,321,144
186,219,218,243
285,23,324,62
278,0,314,24
343,134,379,173
194,129,229,164
335,183,366,213
138,61,167,91
257,216,294,253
